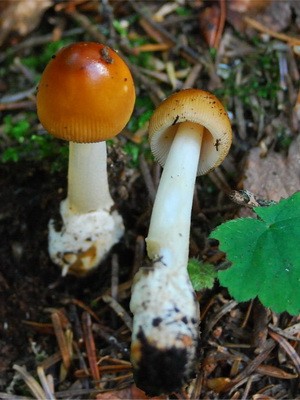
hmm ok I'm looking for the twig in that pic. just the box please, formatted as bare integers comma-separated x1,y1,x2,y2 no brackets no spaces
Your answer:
72,341,90,389
252,300,269,349
0,394,32,399
213,0,226,49
131,235,146,278
229,189,277,208
231,339,276,386
36,366,56,400
67,9,107,43
68,304,84,342
111,253,119,302
130,63,166,104
268,330,300,375
13,365,47,400
244,16,300,46
0,28,83,63
203,300,238,338
137,66,178,86
0,101,35,111
38,352,62,371
82,311,100,385
240,300,254,329
100,0,117,47
75,363,132,378
127,0,204,64
102,294,133,331
139,153,157,203
1,86,36,103
132,42,172,54
182,63,202,89
63,298,101,323
241,374,255,400
51,312,72,370
269,322,300,342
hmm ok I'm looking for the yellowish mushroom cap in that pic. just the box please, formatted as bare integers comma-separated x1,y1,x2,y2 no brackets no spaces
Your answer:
148,89,232,175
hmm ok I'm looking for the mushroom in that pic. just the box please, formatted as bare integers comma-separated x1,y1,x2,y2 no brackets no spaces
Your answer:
130,89,232,395
36,42,135,276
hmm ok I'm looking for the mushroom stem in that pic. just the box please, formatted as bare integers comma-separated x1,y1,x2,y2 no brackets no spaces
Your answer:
130,122,202,394
68,141,114,214
146,121,203,267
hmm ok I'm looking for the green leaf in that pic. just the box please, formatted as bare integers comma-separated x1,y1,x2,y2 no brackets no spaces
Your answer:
210,192,300,315
188,258,217,291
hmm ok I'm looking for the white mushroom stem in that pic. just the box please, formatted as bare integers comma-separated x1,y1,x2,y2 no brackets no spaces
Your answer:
48,141,124,276
68,141,114,214
146,121,203,267
130,121,203,394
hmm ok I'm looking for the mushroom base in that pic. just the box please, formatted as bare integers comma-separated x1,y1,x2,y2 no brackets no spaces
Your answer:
130,260,200,395
48,199,124,276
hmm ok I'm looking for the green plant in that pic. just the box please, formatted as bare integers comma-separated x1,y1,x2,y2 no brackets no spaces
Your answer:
187,258,216,291
1,114,68,171
215,46,280,110
210,192,300,315
21,39,72,73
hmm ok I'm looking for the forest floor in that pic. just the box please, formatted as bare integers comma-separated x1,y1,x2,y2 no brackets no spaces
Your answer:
0,0,300,399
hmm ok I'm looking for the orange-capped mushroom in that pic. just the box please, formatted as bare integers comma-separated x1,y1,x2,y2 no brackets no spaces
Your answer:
36,42,135,276
37,42,135,142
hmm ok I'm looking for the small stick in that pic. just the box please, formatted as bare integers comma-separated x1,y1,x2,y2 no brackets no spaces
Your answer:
128,0,204,64
132,43,172,53
63,298,101,323
102,294,133,331
131,235,145,278
101,0,117,47
111,253,119,302
244,16,300,46
0,28,83,63
231,339,276,386
51,312,72,370
36,366,56,400
0,101,35,111
82,312,100,384
73,341,90,388
213,0,226,49
229,189,277,208
268,330,300,375
67,10,107,43
139,154,157,203
182,63,202,89
13,365,47,400
269,322,300,342
203,300,238,338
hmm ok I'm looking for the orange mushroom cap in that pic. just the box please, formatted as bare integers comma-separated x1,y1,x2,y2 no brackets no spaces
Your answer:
36,42,135,143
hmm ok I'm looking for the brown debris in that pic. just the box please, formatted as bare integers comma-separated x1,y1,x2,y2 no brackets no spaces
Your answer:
242,135,300,202
0,0,51,46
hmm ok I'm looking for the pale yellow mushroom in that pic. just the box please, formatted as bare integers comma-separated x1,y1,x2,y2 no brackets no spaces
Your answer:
130,89,232,395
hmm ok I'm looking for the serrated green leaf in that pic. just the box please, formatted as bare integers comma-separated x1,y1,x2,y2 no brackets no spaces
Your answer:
187,259,217,291
210,192,300,315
